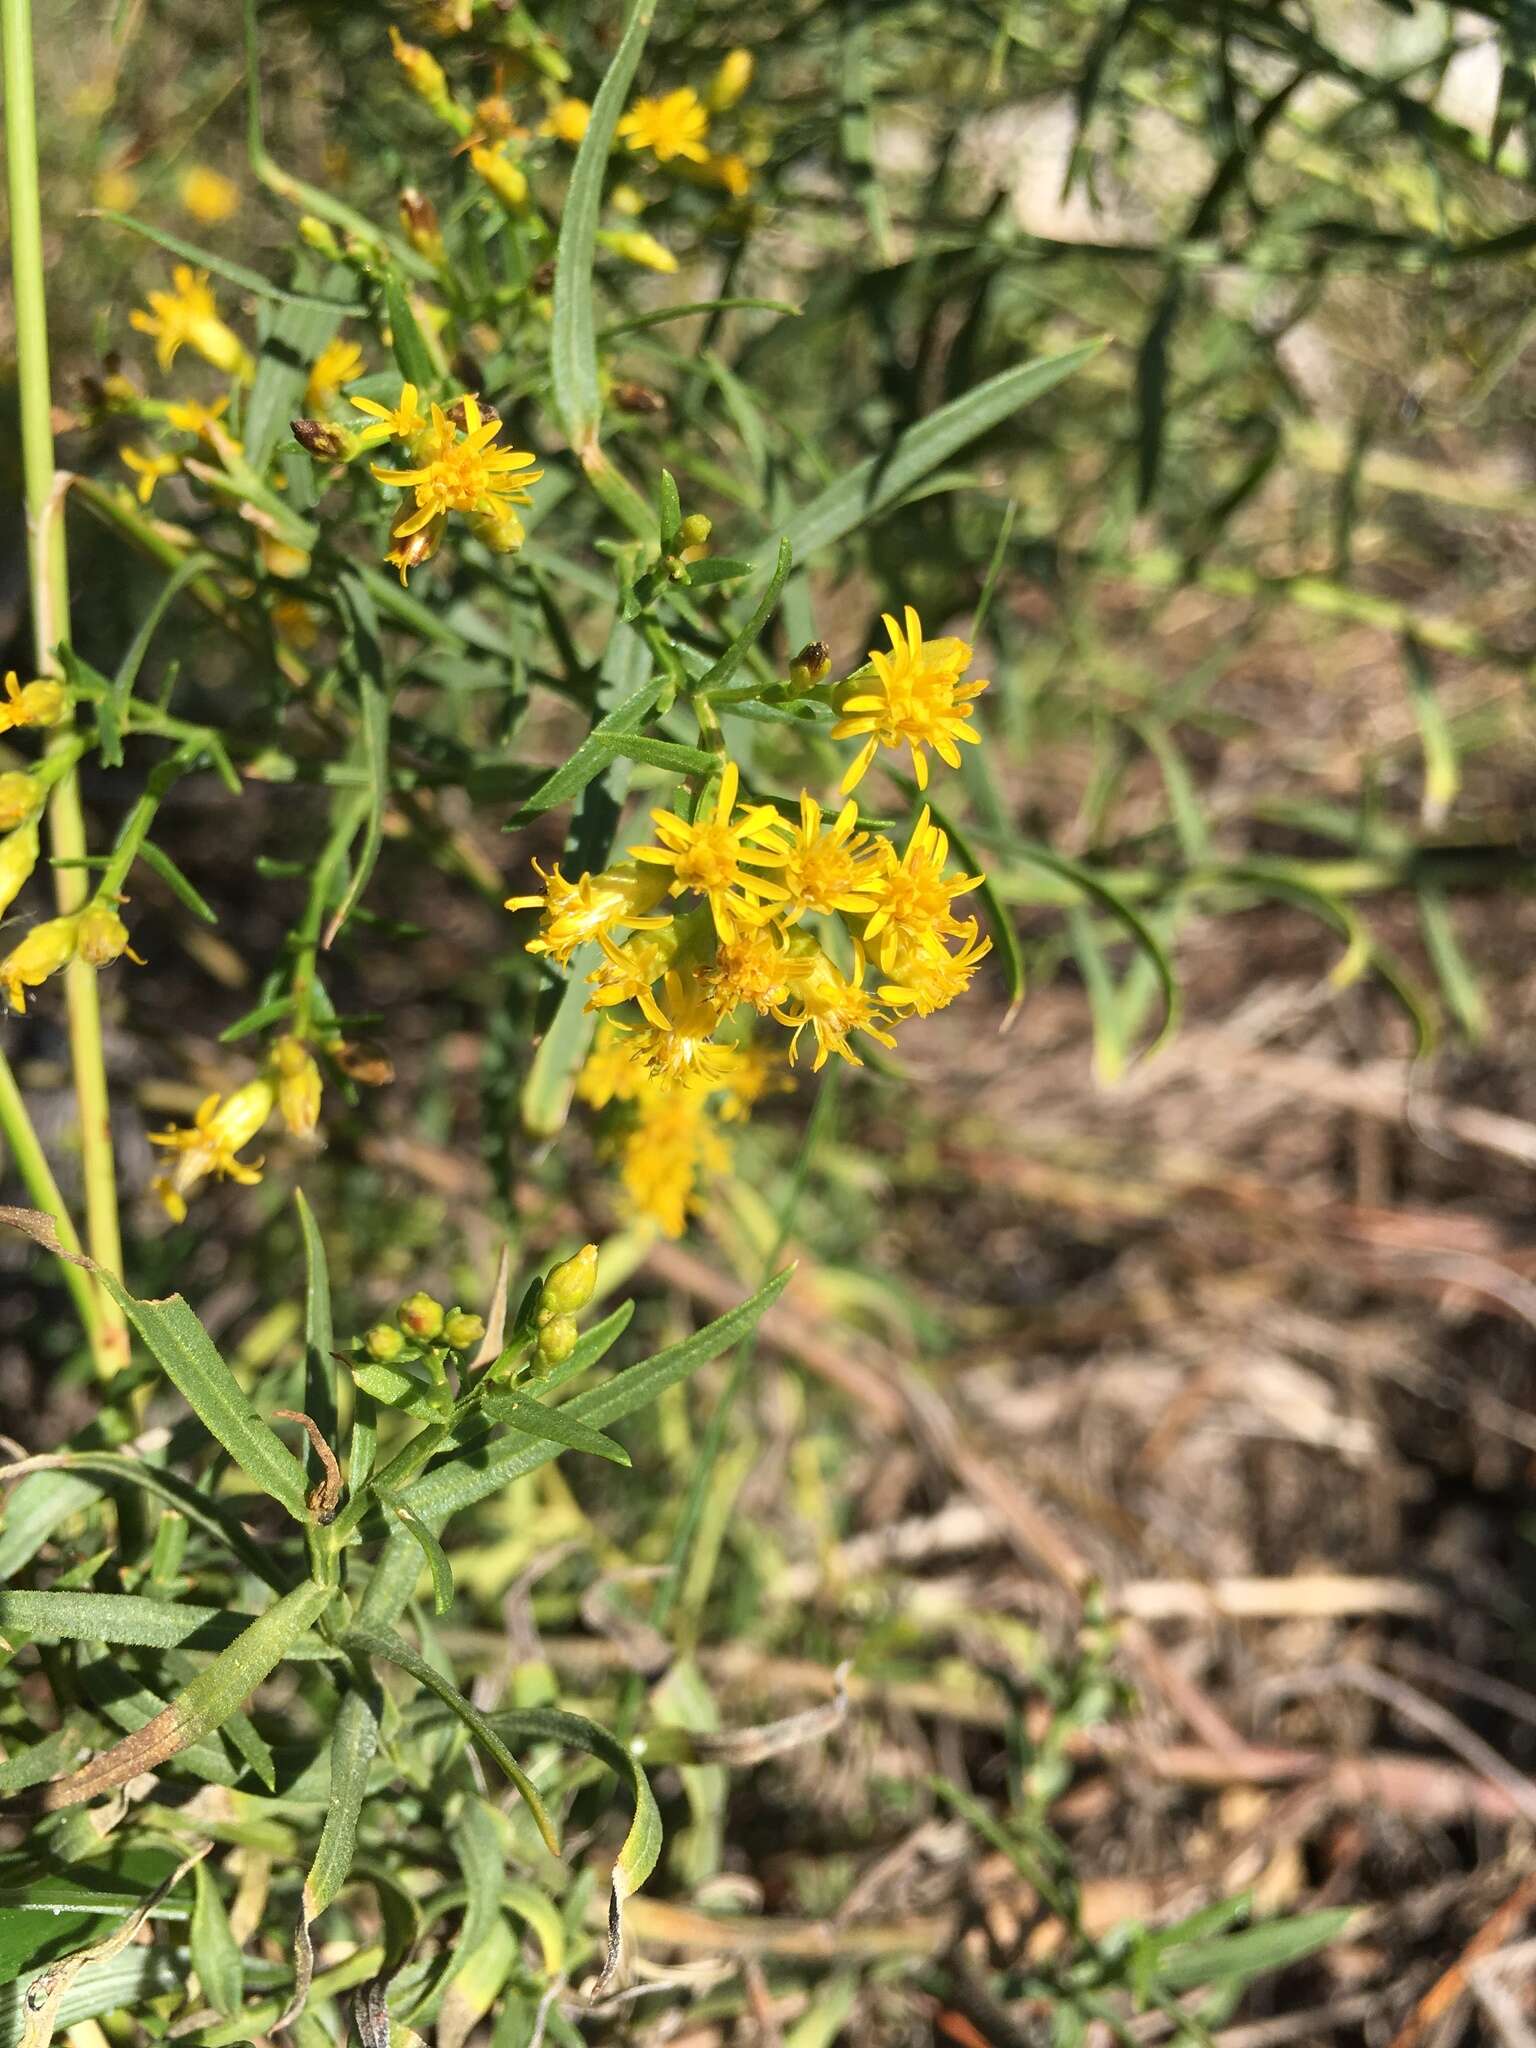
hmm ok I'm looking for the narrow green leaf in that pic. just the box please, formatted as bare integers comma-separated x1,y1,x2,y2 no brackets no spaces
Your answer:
1011,841,1180,1060
1419,883,1489,1043
584,732,718,776
657,468,682,547
444,1797,505,1999
277,1685,381,2034
480,1387,632,1466
597,297,797,340
1156,1910,1353,1991
1402,632,1460,826
511,676,663,820
385,1499,455,1615
490,1706,661,1994
404,1269,791,1523
324,584,390,948
780,340,1106,559
94,210,363,311
96,1276,309,1521
351,1359,442,1421
383,273,435,389
103,552,217,765
39,1581,334,1810
190,1861,244,2019
0,1590,306,1653
550,0,659,446
295,1190,338,1464
338,1627,559,1854
139,840,218,923
697,538,792,693
0,1472,101,1581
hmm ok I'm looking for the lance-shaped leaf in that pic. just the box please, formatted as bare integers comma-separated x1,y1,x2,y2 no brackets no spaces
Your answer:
339,1627,559,1855
0,1590,323,1655
479,1388,631,1467
279,1681,381,2033
37,1581,334,1811
191,1859,245,2019
491,1707,662,1995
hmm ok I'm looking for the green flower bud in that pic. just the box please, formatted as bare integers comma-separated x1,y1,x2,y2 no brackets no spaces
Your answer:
443,1309,486,1351
398,1291,445,1342
365,1324,406,1362
536,1313,579,1367
678,513,712,551
538,1243,598,1321
297,215,345,260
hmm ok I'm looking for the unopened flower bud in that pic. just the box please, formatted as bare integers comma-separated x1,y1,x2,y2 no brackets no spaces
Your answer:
75,904,132,968
386,512,444,585
389,26,452,113
291,417,351,460
707,48,754,113
0,675,66,732
272,1034,322,1137
0,771,44,834
0,913,78,1015
612,381,667,416
298,216,345,260
0,822,39,918
789,640,832,688
365,1323,407,1362
536,1313,579,1367
443,1309,486,1351
597,229,677,275
538,1243,598,1321
398,1291,445,1342
398,188,446,265
678,513,712,551
470,145,528,211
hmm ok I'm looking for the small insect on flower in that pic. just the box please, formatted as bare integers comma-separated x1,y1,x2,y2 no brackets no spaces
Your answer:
617,86,711,164
834,606,989,794
148,1076,277,1221
370,395,542,559
304,337,365,415
0,672,66,733
120,445,180,504
632,760,791,940
130,264,253,380
862,806,983,971
506,859,672,969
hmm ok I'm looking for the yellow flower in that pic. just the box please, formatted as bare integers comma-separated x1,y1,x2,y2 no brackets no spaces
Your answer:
861,807,982,970
772,946,896,1071
148,1077,276,1221
0,771,45,834
389,26,452,113
371,395,543,540
618,1086,727,1237
164,395,233,441
699,152,751,198
617,87,711,164
94,164,139,212
470,145,528,210
632,760,791,939
120,445,180,504
576,1021,651,1109
597,229,678,274
75,903,139,969
776,792,881,922
304,337,365,415
0,823,40,919
706,49,754,113
352,380,430,444
628,968,740,1089
273,1035,322,1136
130,265,253,379
178,164,239,224
834,606,989,794
878,922,992,1018
586,924,679,1011
0,914,78,1015
506,858,671,969
701,924,811,1019
716,1039,791,1123
0,672,66,733
542,97,591,144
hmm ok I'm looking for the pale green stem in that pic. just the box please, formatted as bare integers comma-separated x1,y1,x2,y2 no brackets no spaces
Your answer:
0,1049,103,1347
4,0,129,1375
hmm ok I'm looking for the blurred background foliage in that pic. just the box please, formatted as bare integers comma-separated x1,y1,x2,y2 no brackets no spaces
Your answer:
4,0,1536,2041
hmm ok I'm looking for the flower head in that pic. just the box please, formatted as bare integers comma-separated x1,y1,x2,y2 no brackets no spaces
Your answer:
834,606,988,794
0,672,66,733
75,903,139,969
371,395,542,540
542,97,591,145
130,265,252,379
178,165,239,224
628,969,742,1089
716,1039,791,1123
470,145,528,210
586,924,680,1011
0,914,78,1014
777,792,881,922
861,807,982,970
616,87,711,164
164,395,233,441
878,921,992,1017
506,858,671,968
618,1086,727,1237
304,337,365,415
632,761,790,939
701,923,811,1019
576,1021,651,1110
352,381,430,445
706,49,754,114
597,229,678,274
773,946,896,1071
149,1077,276,1221
121,445,180,504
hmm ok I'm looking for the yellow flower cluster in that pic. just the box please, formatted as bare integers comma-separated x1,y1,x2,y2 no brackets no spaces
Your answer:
615,48,755,199
0,904,137,1016
129,264,252,381
148,1035,323,1221
354,384,543,583
507,616,992,1233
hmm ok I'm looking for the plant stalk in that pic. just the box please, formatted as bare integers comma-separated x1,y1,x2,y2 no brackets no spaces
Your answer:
4,0,129,1375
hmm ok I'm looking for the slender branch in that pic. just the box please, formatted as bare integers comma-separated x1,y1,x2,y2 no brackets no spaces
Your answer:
2,0,127,1373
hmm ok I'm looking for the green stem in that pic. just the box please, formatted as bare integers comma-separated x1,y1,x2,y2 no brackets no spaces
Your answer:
0,1052,102,1349
3,0,128,1376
